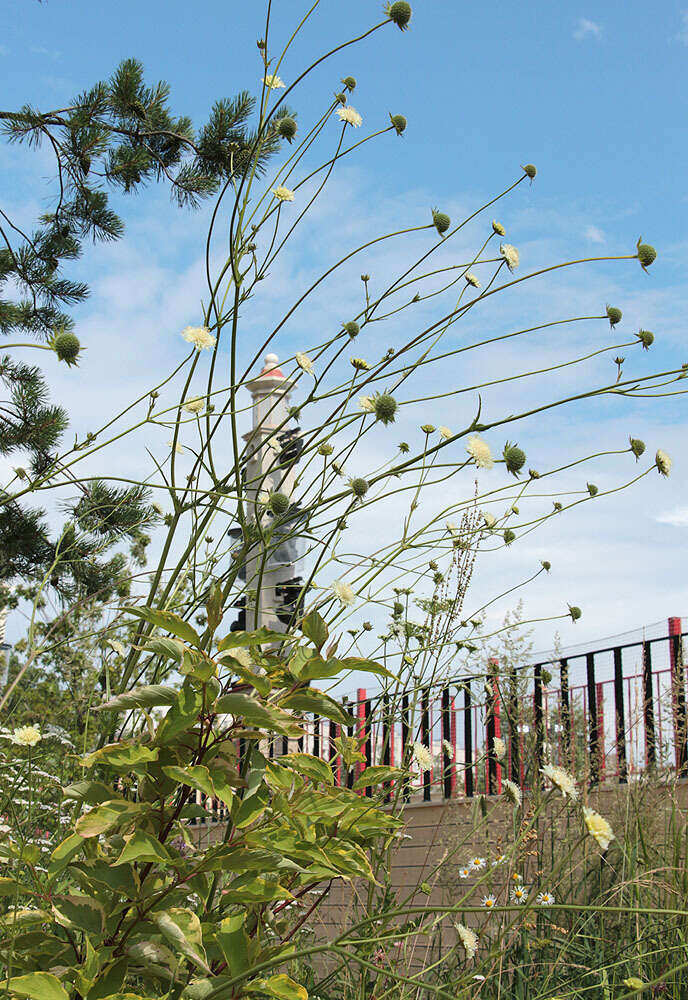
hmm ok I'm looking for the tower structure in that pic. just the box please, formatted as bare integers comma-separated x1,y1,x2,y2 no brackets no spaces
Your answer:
240,354,303,632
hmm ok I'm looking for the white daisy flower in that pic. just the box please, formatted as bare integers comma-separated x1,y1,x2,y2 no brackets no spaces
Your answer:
502,779,522,807
511,885,528,904
465,272,481,288
542,763,579,801
656,449,672,477
442,739,454,760
492,853,507,866
183,396,205,414
9,726,41,747
482,894,497,909
358,395,376,413
482,511,497,528
536,890,555,906
412,742,433,771
469,856,486,872
167,440,184,454
458,866,472,879
493,736,506,760
439,426,452,440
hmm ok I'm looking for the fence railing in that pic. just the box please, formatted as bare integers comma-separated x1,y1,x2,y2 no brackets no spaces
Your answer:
191,617,688,821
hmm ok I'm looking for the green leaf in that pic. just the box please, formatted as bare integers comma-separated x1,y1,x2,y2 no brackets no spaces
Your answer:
95,685,178,711
206,580,224,633
142,637,185,662
48,833,84,873
279,753,334,786
0,877,28,897
250,975,308,1000
281,689,355,726
232,785,269,828
215,913,250,975
62,781,120,804
156,681,203,743
162,764,215,799
113,830,172,867
82,742,159,770
125,605,201,647
298,655,393,683
0,909,51,929
86,959,128,1000
300,612,328,651
223,874,293,903
75,800,144,838
180,648,217,682
216,656,271,696
217,627,291,651
52,893,105,936
353,765,405,790
6,973,69,1000
215,693,302,736
154,908,210,974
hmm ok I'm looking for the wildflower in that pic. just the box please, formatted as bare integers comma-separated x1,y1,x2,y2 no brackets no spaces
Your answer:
336,106,362,127
167,440,184,454
272,186,295,202
481,512,496,530
183,397,205,414
503,780,522,807
398,441,410,453
522,163,537,178
536,890,555,906
636,240,657,270
455,923,478,960
442,739,454,760
332,461,345,476
511,885,528,904
503,529,516,546
629,437,645,460
542,763,578,801
295,352,314,375
421,424,436,434
493,736,506,761
359,396,375,413
568,604,582,621
350,477,369,499
482,894,497,909
277,116,297,142
636,329,654,349
466,435,493,469
412,742,433,771
492,219,506,236
469,856,486,872
465,272,481,288
432,209,451,236
458,866,471,879
386,1,412,30
374,392,398,425
587,482,598,497
51,331,81,366
389,113,407,134
10,726,42,747
267,492,290,516
510,872,523,883
342,76,356,91
656,449,672,476
492,854,507,866
500,243,520,271
583,806,615,851
351,357,370,371
606,305,623,327
331,580,355,607
503,441,526,476
318,442,334,456
343,321,360,337
263,74,285,90
182,326,216,350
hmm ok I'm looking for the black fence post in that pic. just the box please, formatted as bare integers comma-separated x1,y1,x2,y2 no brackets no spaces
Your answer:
485,675,498,796
642,641,656,767
586,652,599,786
559,657,571,770
613,646,628,783
312,714,320,759
343,696,354,788
421,687,431,802
533,663,544,781
464,680,473,798
441,687,452,800
281,734,289,756
671,632,688,777
401,693,410,802
382,694,392,803
364,699,373,797
507,666,520,784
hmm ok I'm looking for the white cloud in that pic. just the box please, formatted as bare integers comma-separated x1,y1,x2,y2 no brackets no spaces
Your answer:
677,10,688,45
656,507,688,527
584,225,605,244
574,18,602,41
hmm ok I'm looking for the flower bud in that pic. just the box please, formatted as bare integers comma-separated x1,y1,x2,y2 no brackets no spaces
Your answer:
387,1,412,30
492,219,505,236
341,76,357,91
568,604,582,622
432,209,451,235
268,492,290,516
351,357,371,371
389,113,407,135
420,424,436,434
629,437,645,460
522,163,537,179
503,442,526,477
393,601,404,617
587,482,599,496
350,477,369,498
637,241,657,270
655,449,672,477
606,305,622,327
277,116,298,142
361,273,370,282
529,468,540,479
335,92,347,105
374,392,398,425
503,528,516,545
553,501,563,511
343,320,360,338
318,442,334,456
52,331,81,366
363,621,373,630
398,441,409,452
541,560,551,571
636,329,654,349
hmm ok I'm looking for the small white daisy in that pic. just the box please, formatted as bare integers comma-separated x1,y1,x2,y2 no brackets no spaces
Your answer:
492,853,507,867
465,272,481,288
466,435,493,469
536,890,555,906
482,894,497,909
511,885,528,904
458,866,472,879
469,856,486,872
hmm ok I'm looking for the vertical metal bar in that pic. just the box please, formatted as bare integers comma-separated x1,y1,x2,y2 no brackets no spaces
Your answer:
464,680,473,797
441,687,452,800
401,692,410,802
670,630,688,776
596,682,606,780
559,657,571,769
281,734,289,756
312,714,320,759
344,696,354,789
485,673,497,795
533,663,544,781
613,646,628,783
355,688,367,786
421,687,431,801
364,698,373,797
586,652,599,786
450,695,457,797
508,666,520,784
642,641,656,767
382,694,391,804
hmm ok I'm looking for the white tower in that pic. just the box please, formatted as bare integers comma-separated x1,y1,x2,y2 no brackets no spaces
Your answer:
242,354,302,631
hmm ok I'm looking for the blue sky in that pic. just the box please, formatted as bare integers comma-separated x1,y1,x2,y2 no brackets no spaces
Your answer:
2,1,688,655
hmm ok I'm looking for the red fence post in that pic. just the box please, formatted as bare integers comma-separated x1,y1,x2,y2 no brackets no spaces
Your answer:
356,687,367,785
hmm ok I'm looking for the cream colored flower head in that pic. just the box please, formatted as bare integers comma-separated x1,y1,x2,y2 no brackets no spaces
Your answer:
465,272,481,288
455,923,478,960
183,396,205,414
331,579,355,607
295,352,314,376
412,742,433,771
493,736,506,761
182,326,216,351
263,73,285,90
583,806,615,851
502,778,522,807
167,440,184,454
272,186,295,203
466,435,493,469
10,725,41,747
500,243,520,271
439,426,452,440
656,449,672,477
336,105,363,127
482,511,497,529
358,395,376,413
542,763,579,801
442,738,454,760
492,219,506,236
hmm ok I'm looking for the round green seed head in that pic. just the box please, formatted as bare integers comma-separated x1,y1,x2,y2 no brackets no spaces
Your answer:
637,243,657,268
387,1,412,29
541,560,551,572
350,477,369,498
420,424,436,434
587,482,599,497
432,209,451,235
268,492,290,516
636,329,654,349
568,604,582,622
343,320,360,338
335,92,347,105
398,441,410,453
374,392,398,425
629,436,646,460
341,76,357,91
503,442,526,477
277,116,297,142
522,163,537,179
363,621,373,631
53,331,81,366
389,113,407,135
503,528,516,546
393,601,404,617
318,442,334,456
606,305,622,327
